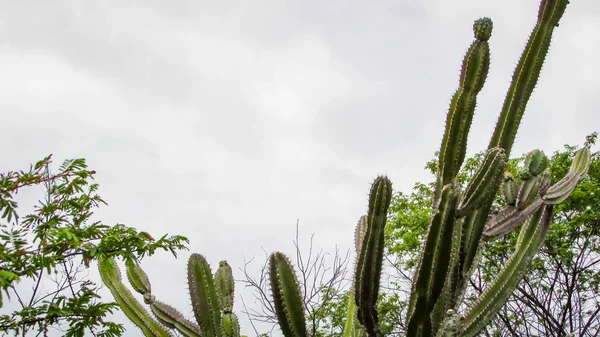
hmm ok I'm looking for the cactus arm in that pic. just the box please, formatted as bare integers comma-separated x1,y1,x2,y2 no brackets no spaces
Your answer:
482,201,538,241
543,148,591,204
215,261,235,313
484,148,591,240
125,258,202,337
406,184,459,337
221,312,241,337
151,301,202,337
269,252,307,337
354,176,393,337
188,253,222,337
354,215,368,253
98,257,172,337
342,216,369,337
342,291,361,337
488,0,569,156
126,260,152,295
502,173,519,206
435,18,492,201
458,205,553,337
430,209,464,332
215,261,240,337
457,148,506,216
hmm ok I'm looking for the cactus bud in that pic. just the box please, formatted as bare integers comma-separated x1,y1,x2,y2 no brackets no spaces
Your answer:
516,176,541,210
539,169,552,195
473,17,493,41
502,173,519,206
524,149,549,176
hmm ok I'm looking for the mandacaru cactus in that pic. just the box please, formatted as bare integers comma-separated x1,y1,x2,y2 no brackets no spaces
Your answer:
99,254,246,337
266,1,592,337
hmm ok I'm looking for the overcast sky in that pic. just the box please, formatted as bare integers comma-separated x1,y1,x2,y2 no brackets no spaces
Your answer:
1,0,599,336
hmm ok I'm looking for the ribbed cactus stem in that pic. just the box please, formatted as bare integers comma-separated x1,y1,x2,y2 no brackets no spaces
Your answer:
355,176,392,337
150,301,202,337
516,176,542,210
406,184,459,337
98,257,172,337
269,252,307,337
126,260,152,296
220,313,241,337
488,0,570,156
215,261,235,313
543,148,591,204
501,173,519,206
457,148,506,216
354,215,368,254
459,205,554,337
188,253,221,337
436,17,492,199
483,149,590,241
343,291,362,337
524,149,549,176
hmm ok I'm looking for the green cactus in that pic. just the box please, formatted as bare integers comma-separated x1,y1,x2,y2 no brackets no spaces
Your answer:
264,1,591,337
269,251,307,337
354,176,392,337
435,17,492,203
342,216,369,337
100,1,590,336
267,177,392,337
99,253,243,337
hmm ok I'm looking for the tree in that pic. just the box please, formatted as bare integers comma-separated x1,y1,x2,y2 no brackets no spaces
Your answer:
0,155,188,336
382,133,600,336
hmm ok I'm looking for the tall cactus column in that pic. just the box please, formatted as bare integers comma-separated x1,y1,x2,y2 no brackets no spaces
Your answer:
488,0,570,156
354,177,393,337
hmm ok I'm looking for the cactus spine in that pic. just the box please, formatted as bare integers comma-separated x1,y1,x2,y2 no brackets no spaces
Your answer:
99,254,242,337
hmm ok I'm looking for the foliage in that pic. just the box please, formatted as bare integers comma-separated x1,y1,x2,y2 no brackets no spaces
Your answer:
0,155,188,336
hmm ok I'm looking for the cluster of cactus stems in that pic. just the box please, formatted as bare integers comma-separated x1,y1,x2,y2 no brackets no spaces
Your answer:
100,1,590,336
98,254,246,337
265,1,592,337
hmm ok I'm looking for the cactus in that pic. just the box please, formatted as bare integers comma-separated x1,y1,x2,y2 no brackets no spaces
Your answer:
99,254,242,337
266,1,591,336
267,177,392,337
342,216,369,337
269,251,308,337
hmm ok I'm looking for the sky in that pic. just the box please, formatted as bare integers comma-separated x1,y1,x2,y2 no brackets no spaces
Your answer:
1,0,599,336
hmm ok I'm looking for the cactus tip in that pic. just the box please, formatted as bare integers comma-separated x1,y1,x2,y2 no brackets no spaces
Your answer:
474,17,493,41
